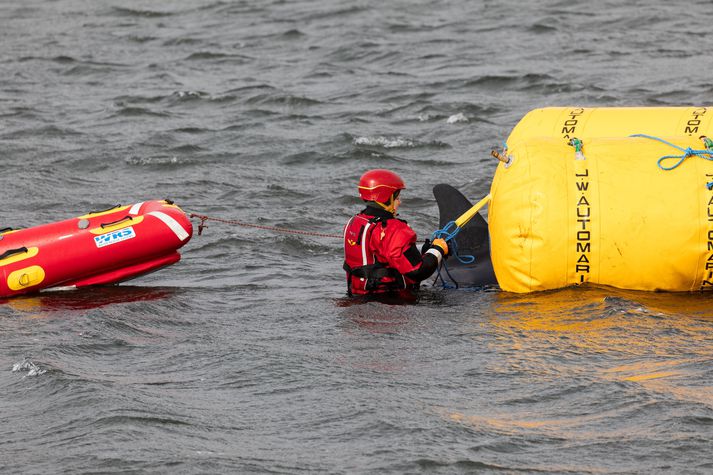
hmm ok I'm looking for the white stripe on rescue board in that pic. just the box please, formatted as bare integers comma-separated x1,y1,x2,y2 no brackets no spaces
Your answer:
147,211,190,241
129,202,144,215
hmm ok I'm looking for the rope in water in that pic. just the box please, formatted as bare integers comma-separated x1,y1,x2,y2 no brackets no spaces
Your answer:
187,212,344,239
189,212,476,290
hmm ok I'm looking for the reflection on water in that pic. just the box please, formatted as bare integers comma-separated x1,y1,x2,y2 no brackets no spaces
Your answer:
335,289,446,333
490,285,713,339
336,298,413,335
443,285,713,451
1,286,174,315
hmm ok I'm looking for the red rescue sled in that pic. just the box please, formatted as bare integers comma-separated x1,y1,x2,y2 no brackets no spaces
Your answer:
0,200,193,298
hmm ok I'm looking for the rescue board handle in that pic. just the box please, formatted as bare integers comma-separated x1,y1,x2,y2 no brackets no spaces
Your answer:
100,215,133,229
88,204,122,215
0,247,28,261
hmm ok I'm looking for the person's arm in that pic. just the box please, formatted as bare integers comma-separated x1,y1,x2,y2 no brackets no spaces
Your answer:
402,239,448,281
379,222,448,282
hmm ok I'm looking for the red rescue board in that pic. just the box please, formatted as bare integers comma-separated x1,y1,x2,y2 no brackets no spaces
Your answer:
0,200,193,297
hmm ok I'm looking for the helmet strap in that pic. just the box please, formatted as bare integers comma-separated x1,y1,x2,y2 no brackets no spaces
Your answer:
373,193,397,215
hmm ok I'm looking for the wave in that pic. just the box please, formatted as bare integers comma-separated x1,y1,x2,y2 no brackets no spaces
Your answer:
1,125,83,140
446,112,469,124
282,29,305,39
172,90,209,101
111,6,175,18
162,37,204,47
125,35,158,44
124,154,204,167
113,94,165,105
245,93,323,107
416,107,497,125
185,51,253,63
352,135,450,150
11,358,47,377
112,106,171,118
464,73,555,89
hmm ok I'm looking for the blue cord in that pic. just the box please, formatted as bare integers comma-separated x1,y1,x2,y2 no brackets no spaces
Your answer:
436,259,460,289
630,134,713,171
430,223,468,290
431,221,475,265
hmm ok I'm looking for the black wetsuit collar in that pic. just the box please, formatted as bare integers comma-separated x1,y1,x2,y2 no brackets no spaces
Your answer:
362,205,395,220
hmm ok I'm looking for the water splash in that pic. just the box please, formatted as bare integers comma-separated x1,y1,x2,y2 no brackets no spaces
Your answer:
353,135,449,149
353,136,416,148
446,112,469,124
11,359,47,377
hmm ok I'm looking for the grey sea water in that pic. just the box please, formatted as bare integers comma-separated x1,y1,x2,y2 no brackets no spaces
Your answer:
2,0,713,473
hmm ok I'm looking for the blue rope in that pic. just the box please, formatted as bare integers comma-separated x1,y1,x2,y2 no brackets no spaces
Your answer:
432,259,458,289
429,222,476,290
431,221,475,265
630,134,713,171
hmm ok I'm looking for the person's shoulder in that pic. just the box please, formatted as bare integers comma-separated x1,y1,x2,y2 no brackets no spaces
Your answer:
391,217,410,228
384,217,415,236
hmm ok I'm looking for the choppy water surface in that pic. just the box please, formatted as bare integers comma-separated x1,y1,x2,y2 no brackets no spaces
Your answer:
2,1,713,473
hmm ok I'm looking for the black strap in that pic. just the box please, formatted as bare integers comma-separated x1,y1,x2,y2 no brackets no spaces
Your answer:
343,261,406,292
100,215,133,229
343,261,354,297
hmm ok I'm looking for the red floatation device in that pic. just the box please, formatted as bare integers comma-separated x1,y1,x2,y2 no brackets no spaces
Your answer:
0,200,193,297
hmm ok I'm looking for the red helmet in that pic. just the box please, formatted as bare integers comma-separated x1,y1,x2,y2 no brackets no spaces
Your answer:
358,169,405,203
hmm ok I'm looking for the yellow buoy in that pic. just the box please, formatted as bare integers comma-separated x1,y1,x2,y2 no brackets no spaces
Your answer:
506,106,713,143
489,107,713,292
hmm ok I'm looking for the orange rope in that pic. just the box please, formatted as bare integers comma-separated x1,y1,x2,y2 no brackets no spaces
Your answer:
188,213,343,239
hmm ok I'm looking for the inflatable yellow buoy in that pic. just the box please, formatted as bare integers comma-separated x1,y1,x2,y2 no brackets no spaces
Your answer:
506,106,713,143
489,107,713,293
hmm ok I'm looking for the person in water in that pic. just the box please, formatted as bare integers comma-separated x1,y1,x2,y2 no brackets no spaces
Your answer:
343,169,449,297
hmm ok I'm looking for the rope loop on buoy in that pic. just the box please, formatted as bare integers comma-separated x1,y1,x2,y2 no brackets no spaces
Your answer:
630,134,713,172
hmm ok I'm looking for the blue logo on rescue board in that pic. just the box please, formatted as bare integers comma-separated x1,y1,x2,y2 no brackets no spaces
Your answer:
94,226,136,248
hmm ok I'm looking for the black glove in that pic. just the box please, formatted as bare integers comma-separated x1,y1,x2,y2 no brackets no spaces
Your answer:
420,239,431,254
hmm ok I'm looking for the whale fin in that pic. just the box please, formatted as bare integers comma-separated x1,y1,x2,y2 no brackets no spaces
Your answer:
432,184,498,288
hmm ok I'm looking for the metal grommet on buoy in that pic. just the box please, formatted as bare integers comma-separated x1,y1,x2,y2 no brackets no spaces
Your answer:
77,219,89,229
491,149,513,168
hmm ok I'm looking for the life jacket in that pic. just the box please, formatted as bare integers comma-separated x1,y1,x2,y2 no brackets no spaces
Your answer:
342,210,418,296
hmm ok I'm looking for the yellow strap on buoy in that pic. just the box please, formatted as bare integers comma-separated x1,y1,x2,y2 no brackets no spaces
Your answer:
454,193,492,229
